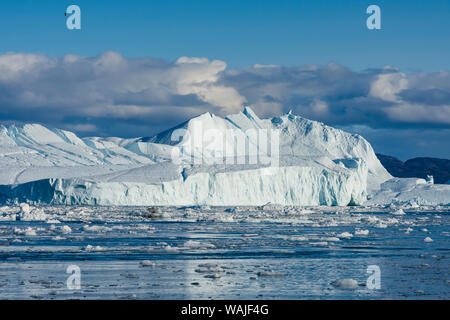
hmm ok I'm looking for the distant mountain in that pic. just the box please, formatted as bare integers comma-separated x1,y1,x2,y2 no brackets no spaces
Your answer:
377,154,450,184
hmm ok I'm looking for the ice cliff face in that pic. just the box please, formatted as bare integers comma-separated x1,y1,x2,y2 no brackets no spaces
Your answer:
0,107,394,206
0,159,368,206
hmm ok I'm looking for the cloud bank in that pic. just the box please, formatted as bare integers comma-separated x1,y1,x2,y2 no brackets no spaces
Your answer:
0,51,449,159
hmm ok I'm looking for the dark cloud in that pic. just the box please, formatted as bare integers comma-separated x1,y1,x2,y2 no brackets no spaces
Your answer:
340,126,450,160
0,52,245,136
222,64,450,129
399,88,450,106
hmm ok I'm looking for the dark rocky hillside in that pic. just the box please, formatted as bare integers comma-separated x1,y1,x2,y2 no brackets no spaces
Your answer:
377,154,450,184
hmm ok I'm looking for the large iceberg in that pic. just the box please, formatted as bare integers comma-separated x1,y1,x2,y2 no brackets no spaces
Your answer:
3,107,444,207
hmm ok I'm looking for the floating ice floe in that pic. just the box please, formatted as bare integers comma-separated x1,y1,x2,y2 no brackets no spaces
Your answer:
331,279,359,289
184,240,215,249
46,219,60,224
83,225,112,232
338,232,353,239
162,245,179,253
60,225,72,234
84,245,105,252
195,266,225,274
355,229,369,236
391,208,405,215
14,227,37,236
140,260,156,267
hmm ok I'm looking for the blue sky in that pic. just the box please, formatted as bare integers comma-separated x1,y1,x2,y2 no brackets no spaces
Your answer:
0,0,449,160
1,0,450,71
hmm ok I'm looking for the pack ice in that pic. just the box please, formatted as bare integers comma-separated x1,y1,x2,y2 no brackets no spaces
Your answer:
0,107,447,206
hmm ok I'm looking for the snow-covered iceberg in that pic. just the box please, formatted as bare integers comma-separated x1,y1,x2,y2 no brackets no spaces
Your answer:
5,106,439,207
367,178,450,206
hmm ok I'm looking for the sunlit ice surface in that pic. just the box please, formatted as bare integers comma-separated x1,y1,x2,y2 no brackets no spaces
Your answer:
0,205,448,299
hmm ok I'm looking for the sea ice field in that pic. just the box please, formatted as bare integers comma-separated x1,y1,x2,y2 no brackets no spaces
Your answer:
0,204,448,299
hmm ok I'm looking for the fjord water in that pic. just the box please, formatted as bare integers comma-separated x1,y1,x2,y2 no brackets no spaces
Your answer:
0,206,448,299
